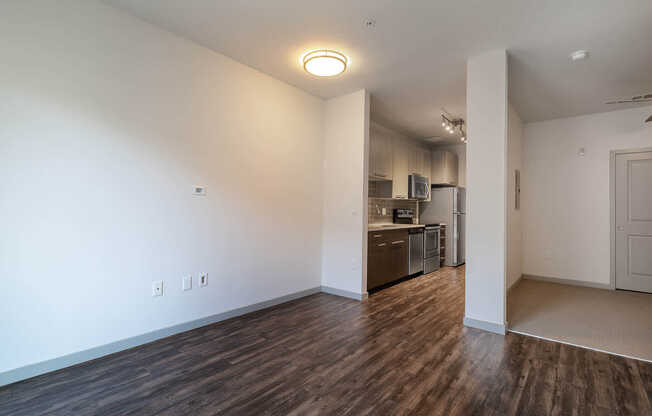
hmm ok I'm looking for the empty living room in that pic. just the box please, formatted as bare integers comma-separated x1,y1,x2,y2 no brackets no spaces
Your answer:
1,1,651,415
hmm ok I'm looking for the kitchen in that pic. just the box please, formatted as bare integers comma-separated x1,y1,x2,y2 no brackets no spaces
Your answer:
367,121,466,291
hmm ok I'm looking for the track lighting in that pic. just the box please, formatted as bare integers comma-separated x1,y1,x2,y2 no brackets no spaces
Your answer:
441,114,467,143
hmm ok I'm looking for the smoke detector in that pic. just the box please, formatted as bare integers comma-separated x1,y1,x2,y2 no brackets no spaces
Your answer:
570,50,589,61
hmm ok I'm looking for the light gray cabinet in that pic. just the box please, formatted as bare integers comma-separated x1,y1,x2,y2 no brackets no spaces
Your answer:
431,150,458,186
392,138,409,199
370,125,393,180
422,148,432,201
407,145,422,176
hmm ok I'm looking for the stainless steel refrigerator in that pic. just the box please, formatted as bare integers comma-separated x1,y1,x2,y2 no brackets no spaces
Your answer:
419,187,465,266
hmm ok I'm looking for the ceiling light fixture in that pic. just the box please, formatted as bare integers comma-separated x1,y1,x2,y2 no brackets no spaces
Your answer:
302,50,348,77
441,114,467,143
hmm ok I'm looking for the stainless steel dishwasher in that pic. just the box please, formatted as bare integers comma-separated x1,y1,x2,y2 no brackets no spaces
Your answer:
408,228,424,275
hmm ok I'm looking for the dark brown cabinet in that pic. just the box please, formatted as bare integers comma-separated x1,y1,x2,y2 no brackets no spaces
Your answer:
367,240,390,289
389,238,408,281
367,229,409,290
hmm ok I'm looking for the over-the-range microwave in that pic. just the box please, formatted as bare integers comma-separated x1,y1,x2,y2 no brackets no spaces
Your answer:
408,174,430,200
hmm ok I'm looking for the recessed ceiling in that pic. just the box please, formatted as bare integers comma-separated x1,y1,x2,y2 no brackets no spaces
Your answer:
104,0,652,140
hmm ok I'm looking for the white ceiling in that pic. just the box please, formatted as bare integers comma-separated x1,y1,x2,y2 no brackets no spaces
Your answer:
105,0,652,142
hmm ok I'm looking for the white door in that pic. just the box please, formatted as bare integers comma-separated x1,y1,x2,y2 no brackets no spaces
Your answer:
615,151,652,293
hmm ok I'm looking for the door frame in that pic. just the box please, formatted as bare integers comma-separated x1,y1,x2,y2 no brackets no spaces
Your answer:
609,147,652,290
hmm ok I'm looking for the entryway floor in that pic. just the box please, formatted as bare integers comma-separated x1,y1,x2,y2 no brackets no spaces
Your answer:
508,279,652,362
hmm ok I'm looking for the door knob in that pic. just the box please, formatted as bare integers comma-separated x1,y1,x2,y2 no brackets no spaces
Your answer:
617,226,625,231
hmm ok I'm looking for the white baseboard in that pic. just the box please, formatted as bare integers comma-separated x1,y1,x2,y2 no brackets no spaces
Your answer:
507,274,523,294
463,316,506,335
321,286,368,300
523,274,612,290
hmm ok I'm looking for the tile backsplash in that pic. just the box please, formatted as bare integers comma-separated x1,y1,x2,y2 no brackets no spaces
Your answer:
368,180,419,224
368,198,418,224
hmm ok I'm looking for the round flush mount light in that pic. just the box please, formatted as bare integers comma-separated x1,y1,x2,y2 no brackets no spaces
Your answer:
303,50,348,77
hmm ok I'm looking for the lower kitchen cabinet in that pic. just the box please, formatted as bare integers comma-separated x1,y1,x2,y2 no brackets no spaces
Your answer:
389,237,409,281
367,229,409,290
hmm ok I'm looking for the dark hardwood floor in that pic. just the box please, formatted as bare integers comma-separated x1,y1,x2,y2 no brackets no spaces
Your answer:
1,266,651,415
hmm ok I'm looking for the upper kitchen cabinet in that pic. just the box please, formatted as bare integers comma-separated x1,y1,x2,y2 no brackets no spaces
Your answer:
422,148,432,201
421,148,431,179
431,150,458,186
369,124,393,180
408,146,431,177
392,137,409,199
407,145,422,176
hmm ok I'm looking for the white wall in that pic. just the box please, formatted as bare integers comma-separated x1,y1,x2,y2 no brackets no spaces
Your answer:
522,106,652,286
321,90,370,296
0,0,325,376
464,50,508,333
431,143,466,187
507,104,523,289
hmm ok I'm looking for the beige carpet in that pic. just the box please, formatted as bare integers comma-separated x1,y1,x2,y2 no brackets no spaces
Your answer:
508,279,652,362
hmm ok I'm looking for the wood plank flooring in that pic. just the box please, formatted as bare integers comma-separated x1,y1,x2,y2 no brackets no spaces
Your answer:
1,266,651,415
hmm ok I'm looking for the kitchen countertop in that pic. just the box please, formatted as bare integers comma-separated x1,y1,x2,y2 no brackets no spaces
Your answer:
368,224,425,232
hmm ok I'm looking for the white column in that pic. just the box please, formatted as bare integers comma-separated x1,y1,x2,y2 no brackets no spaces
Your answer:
321,89,370,299
464,50,508,334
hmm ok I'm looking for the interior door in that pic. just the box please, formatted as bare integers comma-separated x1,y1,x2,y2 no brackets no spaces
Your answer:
615,151,652,293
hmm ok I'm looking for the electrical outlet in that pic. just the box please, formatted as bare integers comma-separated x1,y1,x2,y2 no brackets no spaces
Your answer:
182,275,192,291
152,280,163,297
199,273,208,287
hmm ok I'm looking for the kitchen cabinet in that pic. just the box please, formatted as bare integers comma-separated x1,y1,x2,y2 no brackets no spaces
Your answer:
407,145,422,176
389,236,409,280
431,150,458,186
367,237,390,289
422,148,431,179
421,148,432,201
367,229,409,290
392,138,409,199
369,125,393,180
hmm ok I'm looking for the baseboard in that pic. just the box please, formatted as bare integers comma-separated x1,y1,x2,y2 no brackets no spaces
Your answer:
463,316,506,335
0,286,321,388
507,275,523,294
321,286,368,301
523,274,612,290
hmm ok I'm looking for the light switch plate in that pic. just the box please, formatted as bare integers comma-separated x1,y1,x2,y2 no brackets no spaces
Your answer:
192,186,206,196
182,275,192,291
199,273,208,287
152,280,163,297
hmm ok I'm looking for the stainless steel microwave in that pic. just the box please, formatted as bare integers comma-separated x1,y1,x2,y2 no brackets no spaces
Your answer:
408,174,430,200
